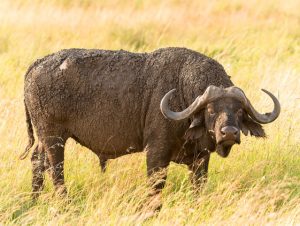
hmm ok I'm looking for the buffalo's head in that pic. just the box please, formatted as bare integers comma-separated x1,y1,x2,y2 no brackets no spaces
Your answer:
160,86,280,158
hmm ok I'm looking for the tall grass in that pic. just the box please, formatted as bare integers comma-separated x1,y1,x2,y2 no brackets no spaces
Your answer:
0,0,299,224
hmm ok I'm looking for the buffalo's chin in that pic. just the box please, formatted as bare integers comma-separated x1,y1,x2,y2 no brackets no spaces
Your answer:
216,140,235,158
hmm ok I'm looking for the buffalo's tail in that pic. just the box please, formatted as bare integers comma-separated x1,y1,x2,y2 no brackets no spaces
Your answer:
19,100,35,160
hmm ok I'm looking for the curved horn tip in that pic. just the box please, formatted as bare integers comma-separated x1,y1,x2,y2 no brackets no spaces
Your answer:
160,89,177,119
261,88,278,97
163,89,176,98
261,88,270,94
262,88,281,112
253,88,281,123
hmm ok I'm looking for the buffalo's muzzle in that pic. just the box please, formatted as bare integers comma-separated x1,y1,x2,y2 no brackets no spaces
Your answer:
219,126,240,144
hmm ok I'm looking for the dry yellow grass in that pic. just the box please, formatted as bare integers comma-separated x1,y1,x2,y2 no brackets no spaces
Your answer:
0,0,299,225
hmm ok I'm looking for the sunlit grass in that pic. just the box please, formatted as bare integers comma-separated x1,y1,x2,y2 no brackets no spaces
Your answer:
0,0,299,224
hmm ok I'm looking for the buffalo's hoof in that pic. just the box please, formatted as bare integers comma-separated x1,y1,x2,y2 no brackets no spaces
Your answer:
146,192,162,212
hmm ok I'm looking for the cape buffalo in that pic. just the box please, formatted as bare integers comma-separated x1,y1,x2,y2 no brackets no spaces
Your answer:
22,47,280,208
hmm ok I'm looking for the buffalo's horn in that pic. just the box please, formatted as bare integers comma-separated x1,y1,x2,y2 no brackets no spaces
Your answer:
225,86,281,124
244,89,280,124
160,86,223,120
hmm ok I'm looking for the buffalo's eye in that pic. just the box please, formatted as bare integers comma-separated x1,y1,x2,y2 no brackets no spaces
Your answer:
237,109,243,117
207,107,216,116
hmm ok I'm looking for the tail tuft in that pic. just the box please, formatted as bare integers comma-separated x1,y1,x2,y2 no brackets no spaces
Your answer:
19,100,35,160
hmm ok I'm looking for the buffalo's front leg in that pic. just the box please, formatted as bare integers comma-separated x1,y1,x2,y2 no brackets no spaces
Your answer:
99,157,107,173
188,154,210,188
145,144,171,211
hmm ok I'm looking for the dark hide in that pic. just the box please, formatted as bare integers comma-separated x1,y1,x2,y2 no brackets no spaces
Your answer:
22,47,268,210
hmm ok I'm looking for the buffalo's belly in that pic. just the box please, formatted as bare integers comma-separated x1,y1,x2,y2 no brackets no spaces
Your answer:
65,116,143,158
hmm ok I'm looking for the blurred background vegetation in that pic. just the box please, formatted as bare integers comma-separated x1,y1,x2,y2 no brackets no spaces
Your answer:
0,0,299,224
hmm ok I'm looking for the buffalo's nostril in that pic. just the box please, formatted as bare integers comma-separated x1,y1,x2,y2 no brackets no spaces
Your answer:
221,126,239,137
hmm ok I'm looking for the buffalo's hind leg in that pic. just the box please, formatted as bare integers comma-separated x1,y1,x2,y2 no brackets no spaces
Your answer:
42,136,67,197
31,143,46,199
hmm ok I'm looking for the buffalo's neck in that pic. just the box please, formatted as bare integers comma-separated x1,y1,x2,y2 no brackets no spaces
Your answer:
171,133,216,165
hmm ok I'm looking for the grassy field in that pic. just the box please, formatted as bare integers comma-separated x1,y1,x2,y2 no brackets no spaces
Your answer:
0,0,300,225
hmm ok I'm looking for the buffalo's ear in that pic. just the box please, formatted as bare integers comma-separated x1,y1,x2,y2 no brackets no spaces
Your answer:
184,111,205,140
241,114,266,138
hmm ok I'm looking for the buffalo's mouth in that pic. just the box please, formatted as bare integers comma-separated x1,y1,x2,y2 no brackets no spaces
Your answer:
215,125,241,158
216,140,237,158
